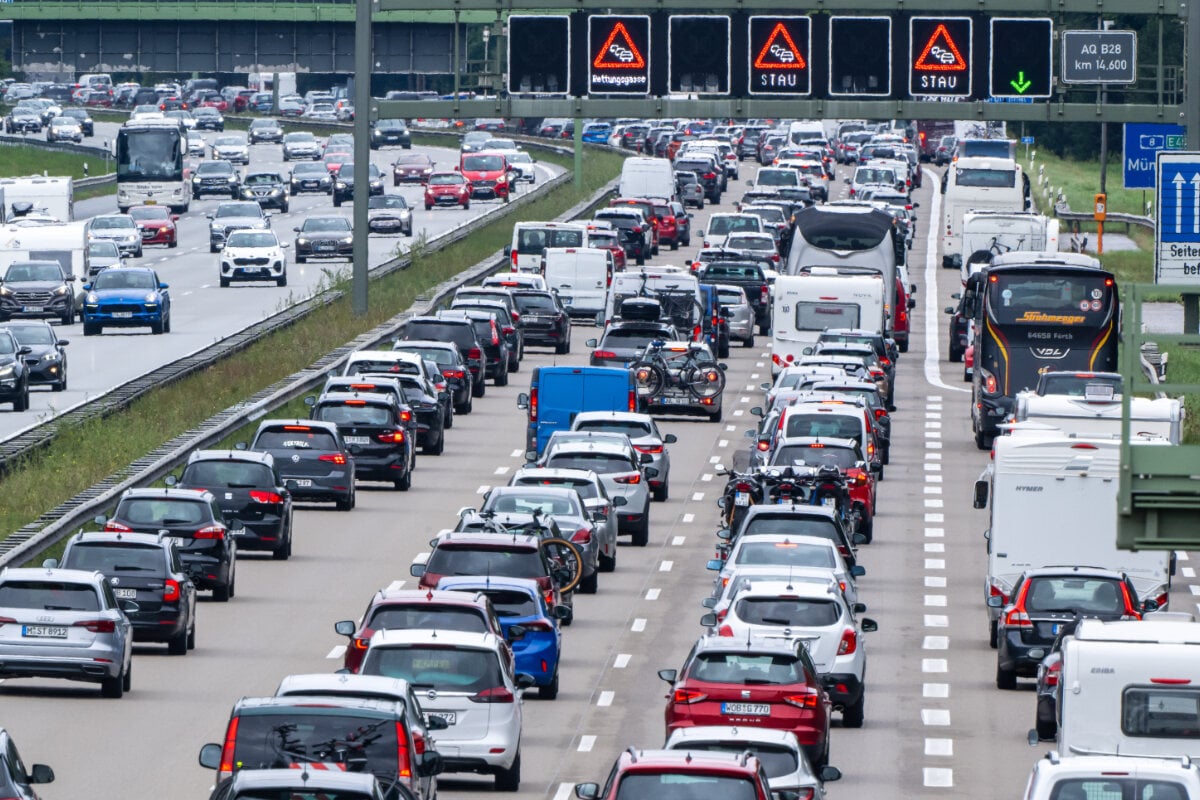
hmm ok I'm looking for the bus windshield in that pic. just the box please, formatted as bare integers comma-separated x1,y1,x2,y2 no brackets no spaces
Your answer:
954,167,1016,188
117,128,182,182
987,271,1114,327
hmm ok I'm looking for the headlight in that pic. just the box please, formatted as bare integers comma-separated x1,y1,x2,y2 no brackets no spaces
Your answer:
227,176,237,183
335,181,347,189
87,292,98,303
0,366,13,378
192,176,201,183
296,238,309,246
0,286,11,297
144,292,158,303
340,236,353,244
42,351,59,362
52,285,68,295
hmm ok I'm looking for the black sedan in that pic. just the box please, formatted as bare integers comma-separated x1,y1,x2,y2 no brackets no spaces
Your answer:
177,450,294,560
1,320,68,391
293,216,353,262
0,328,32,410
332,163,385,206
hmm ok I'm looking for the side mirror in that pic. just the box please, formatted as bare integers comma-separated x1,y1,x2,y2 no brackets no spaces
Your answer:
424,714,450,731
164,475,178,486
281,242,290,249
516,392,529,410
28,764,54,785
198,743,221,770
16,346,32,357
1143,598,1160,613
639,452,653,464
1027,729,1040,747
944,306,955,315
611,495,628,507
417,751,444,777
234,441,248,451
575,784,600,800
42,558,59,568
506,624,527,641
457,505,475,519
701,597,717,608
552,605,572,620
715,528,732,541
293,226,301,232
514,673,536,690
801,346,813,355
852,532,867,545
700,613,718,627
820,766,842,782
643,467,659,479
745,180,754,187
908,297,916,310
334,619,356,637
853,602,867,614
860,618,878,633
973,479,989,509
585,338,598,348
750,406,764,417
716,496,727,509
706,559,723,571
657,668,678,683
303,395,316,407
409,563,427,577
986,596,1004,608
869,461,883,475
93,514,107,526
850,565,866,578
663,434,678,444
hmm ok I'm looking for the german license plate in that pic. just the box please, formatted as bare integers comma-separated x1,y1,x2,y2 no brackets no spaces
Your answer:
722,703,769,715
114,588,137,599
112,311,133,318
145,199,157,205
344,436,370,445
23,625,67,638
22,306,43,313
661,395,690,406
734,492,750,507
427,711,456,725
292,479,313,487
822,496,836,508
1051,623,1061,635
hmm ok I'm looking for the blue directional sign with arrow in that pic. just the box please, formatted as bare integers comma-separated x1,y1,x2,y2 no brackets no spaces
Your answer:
1155,152,1200,284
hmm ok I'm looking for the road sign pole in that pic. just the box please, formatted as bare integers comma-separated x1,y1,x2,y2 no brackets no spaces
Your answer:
351,0,372,316
573,113,583,190
1186,0,1200,331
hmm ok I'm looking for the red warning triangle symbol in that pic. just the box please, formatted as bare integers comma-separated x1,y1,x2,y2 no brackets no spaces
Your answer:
594,22,646,69
754,23,807,70
914,24,967,71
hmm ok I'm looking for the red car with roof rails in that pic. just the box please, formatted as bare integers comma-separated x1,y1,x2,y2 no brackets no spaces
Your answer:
459,150,512,202
575,748,775,800
651,201,684,250
586,224,627,270
609,198,660,254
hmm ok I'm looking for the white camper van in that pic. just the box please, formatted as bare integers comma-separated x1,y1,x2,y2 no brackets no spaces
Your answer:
0,176,75,222
960,210,1060,283
1013,390,1185,444
771,269,886,375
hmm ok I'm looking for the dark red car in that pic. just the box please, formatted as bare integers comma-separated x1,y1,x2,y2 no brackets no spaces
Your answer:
653,202,683,250
658,636,834,769
197,92,228,112
393,153,435,185
323,150,353,175
128,205,179,248
424,171,472,210
575,745,774,800
233,90,255,113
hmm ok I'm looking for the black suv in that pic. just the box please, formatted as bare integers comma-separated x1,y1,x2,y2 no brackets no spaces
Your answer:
53,531,197,654
247,118,283,144
0,328,32,411
177,450,295,559
370,118,412,149
438,309,509,387
310,391,416,490
450,298,522,372
101,488,239,601
238,171,289,212
249,419,356,511
674,155,723,203
391,340,475,414
0,728,53,800
192,160,241,199
0,260,76,325
402,316,488,397
2,320,68,392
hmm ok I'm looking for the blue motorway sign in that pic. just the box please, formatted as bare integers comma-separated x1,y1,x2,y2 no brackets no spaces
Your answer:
1125,123,1186,190
1155,152,1200,284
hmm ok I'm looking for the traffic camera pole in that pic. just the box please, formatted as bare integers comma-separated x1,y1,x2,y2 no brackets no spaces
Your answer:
352,0,373,316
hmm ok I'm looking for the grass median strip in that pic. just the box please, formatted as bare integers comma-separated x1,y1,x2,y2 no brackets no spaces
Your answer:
0,146,624,546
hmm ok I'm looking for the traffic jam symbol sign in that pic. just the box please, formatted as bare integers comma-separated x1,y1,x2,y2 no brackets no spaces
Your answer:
588,16,651,95
1154,153,1200,284
909,17,972,97
748,16,811,95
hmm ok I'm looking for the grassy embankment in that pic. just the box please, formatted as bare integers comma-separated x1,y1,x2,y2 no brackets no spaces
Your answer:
0,142,115,200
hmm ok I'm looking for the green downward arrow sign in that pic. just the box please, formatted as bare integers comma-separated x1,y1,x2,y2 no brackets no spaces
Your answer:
1010,71,1032,94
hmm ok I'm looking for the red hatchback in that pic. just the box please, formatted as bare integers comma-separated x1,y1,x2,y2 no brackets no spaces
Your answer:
424,171,472,210
128,205,179,248
658,635,833,768
575,747,774,800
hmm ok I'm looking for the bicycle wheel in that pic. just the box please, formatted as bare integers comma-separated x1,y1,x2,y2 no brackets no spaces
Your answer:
631,360,667,398
682,363,726,399
540,537,584,595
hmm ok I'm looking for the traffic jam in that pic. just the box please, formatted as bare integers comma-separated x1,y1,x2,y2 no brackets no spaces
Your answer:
0,113,1196,800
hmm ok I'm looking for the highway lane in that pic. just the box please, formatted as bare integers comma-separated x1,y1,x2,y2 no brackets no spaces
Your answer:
2,156,1192,800
0,121,564,439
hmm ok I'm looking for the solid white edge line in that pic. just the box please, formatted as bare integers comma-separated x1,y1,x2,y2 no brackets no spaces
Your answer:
922,166,970,394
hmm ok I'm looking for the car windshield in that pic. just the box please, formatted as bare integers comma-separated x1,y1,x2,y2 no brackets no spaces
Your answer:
688,651,804,685
463,155,505,171
601,329,669,349
514,477,599,500
1045,779,1192,800
396,155,431,166
92,216,134,230
362,645,504,693
369,195,408,210
727,236,773,251
87,241,119,259
250,120,277,130
484,491,580,517
197,162,233,175
65,543,163,573
615,774,758,800
513,294,557,313
544,453,632,475
255,428,339,451
395,347,453,366
303,218,352,233
314,403,393,427
425,546,543,579
293,164,326,177
117,498,208,526
574,420,651,439
229,713,399,775
8,324,54,345
284,132,315,143
681,743,799,780
474,588,538,618
770,445,858,470
0,580,101,611
735,596,840,627
244,174,281,186
377,119,406,131
226,231,278,249
5,262,63,282
758,170,798,187
93,270,156,290
734,541,836,569
129,205,170,222
429,174,464,186
1023,577,1127,615
215,136,245,147
216,204,261,219
366,605,488,634
182,460,275,487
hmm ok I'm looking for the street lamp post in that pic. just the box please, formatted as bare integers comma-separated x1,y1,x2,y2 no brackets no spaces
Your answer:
482,26,490,85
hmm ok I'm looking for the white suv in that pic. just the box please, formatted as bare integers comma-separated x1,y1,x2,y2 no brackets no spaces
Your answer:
708,534,863,616
538,435,654,546
358,629,532,791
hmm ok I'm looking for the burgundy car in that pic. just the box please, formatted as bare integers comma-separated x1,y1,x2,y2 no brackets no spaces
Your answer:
424,171,472,210
128,205,179,248
393,153,436,186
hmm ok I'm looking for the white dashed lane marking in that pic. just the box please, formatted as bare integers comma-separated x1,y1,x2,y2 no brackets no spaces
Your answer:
597,691,615,707
924,683,950,698
631,618,647,632
326,645,346,659
614,654,631,668
922,709,951,726
646,589,661,600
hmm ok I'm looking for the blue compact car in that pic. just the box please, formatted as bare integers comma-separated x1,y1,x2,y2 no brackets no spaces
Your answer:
82,267,171,336
436,576,566,699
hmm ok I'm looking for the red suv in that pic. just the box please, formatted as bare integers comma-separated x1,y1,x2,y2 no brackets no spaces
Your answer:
459,151,512,202
657,636,833,768
575,747,773,800
764,436,878,542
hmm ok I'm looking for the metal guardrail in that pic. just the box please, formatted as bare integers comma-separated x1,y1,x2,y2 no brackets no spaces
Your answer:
1054,199,1154,232
0,170,619,568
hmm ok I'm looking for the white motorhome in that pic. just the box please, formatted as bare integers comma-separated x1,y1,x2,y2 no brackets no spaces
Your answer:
960,210,1060,283
0,220,88,281
1012,391,1185,445
771,269,886,375
506,221,588,272
0,176,75,222
542,246,615,318
618,157,675,201
248,71,298,98
1056,618,1200,759
975,431,1173,644
941,156,1028,269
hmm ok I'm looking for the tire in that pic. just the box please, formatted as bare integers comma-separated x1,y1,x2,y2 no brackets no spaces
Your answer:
444,405,454,429
996,661,1018,690
538,672,560,700
151,319,164,335
463,201,470,210
652,483,669,502
975,427,993,451
743,333,755,348
1036,696,1058,740
425,204,432,211
670,240,678,251
13,385,28,412
455,393,473,415
494,752,521,792
60,310,73,326
83,322,99,336
495,363,509,387
55,372,67,392
333,197,342,207
210,244,219,253
212,581,231,602
708,406,723,422
272,532,292,560
336,489,355,511
555,338,569,355
759,321,771,336
100,669,125,699
631,514,649,547
168,625,188,655
598,546,616,573
219,276,230,288
277,273,288,287
717,340,730,359
842,693,865,728
169,239,178,248
858,512,873,543
395,468,412,491
187,624,196,650
636,253,645,266
899,339,909,353
296,255,306,264
948,345,963,363
578,569,598,595
423,429,444,456
473,377,486,398
989,619,999,649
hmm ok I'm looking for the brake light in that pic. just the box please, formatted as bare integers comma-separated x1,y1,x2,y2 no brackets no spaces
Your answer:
634,444,663,455
490,328,499,346
1119,583,1142,620
673,688,708,703
757,439,769,451
530,387,539,422
219,717,240,775
353,636,371,650
400,410,413,423
75,619,116,633
442,369,465,379
1004,581,1033,628
718,625,734,637
283,425,312,431
502,326,515,335
593,350,617,360
411,728,427,756
319,453,348,465
571,528,592,544
104,521,133,533
523,620,555,632
163,579,180,602
761,285,769,305
614,473,641,485
628,389,637,413
396,722,412,778
873,407,887,420
989,583,1009,605
838,628,858,655
468,347,483,361
783,690,820,708
195,525,226,540
377,430,406,444
1044,660,1061,687
249,490,283,504
1150,678,1193,685
471,686,515,703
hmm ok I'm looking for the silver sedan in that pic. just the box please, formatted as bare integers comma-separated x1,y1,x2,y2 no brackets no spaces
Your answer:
715,283,756,347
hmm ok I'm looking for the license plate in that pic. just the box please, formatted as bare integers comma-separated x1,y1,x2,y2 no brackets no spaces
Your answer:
660,395,690,406
22,305,43,313
23,625,67,638
734,492,750,507
722,703,770,716
114,588,137,599
292,479,313,487
145,199,157,205
112,311,133,318
822,496,836,508
427,711,456,725
1051,623,1061,635
344,436,370,445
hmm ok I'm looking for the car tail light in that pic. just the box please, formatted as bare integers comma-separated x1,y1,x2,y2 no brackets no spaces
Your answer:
628,389,637,413
703,172,716,180
399,409,413,423
74,619,116,633
874,407,888,420
989,583,1009,605
471,686,515,703
980,368,999,395
838,628,858,655
162,579,180,602
319,453,348,465
851,472,868,486
717,625,734,637
195,525,226,540
104,520,133,533
377,430,406,444
443,369,465,379
593,350,617,360
501,325,515,336
1119,583,1142,620
1004,581,1033,628
1044,660,1061,687
411,729,427,756
1155,591,1170,611
634,444,663,455
523,620,555,632
395,722,412,778
467,347,483,362
757,439,770,452
249,490,283,504
783,690,821,708
760,285,769,305
673,688,708,704
529,387,539,422
735,481,752,492
571,528,592,544
219,717,240,775
614,473,641,485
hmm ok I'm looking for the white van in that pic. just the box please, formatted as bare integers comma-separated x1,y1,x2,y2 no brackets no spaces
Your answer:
771,270,886,375
1012,391,1185,444
941,156,1028,269
506,221,588,272
960,210,1060,282
542,246,615,318
975,431,1173,645
788,121,825,146
619,157,675,201
1057,618,1200,759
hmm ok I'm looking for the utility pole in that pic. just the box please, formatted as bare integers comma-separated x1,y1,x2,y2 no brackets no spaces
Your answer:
351,0,373,316
1186,0,1200,331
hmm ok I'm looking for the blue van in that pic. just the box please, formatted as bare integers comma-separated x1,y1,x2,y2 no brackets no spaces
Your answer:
518,366,637,455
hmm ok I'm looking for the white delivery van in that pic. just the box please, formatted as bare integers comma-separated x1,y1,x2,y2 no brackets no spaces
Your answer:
0,176,75,222
1057,618,1200,759
771,269,886,375
941,156,1028,269
507,221,588,272
975,431,1172,645
1013,390,1185,444
960,210,1060,283
542,246,615,318
618,157,675,201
